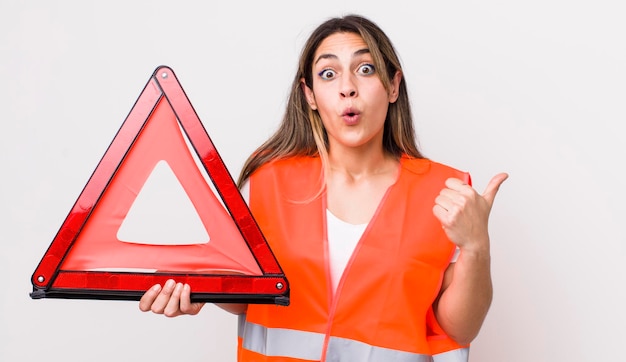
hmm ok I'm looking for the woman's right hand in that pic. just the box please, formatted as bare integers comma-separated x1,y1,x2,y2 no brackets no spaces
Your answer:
139,279,205,317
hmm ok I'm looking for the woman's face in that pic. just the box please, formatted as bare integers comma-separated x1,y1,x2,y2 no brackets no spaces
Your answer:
303,32,400,153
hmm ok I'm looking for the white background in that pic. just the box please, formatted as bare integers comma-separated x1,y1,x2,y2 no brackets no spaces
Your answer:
1,1,625,361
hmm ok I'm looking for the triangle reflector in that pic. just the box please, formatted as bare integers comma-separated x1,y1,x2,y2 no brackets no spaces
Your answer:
30,65,289,305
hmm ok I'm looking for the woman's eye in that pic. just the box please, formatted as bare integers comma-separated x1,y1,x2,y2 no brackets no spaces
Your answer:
358,64,376,75
319,69,336,80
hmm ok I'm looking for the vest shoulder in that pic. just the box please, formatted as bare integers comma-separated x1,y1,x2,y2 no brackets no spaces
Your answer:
254,156,320,174
251,156,322,199
402,157,470,182
251,157,322,188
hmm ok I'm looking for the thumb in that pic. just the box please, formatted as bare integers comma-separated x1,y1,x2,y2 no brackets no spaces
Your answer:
482,172,509,207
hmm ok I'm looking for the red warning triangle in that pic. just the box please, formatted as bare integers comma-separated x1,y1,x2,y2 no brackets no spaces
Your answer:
30,66,289,305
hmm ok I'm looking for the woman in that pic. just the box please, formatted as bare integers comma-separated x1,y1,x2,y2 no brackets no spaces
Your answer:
140,14,508,361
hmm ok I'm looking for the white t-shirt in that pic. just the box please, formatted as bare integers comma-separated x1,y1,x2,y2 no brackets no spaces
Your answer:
326,209,367,292
240,181,458,293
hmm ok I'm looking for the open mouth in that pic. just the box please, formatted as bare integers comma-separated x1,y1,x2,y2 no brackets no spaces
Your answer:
342,107,360,117
342,109,360,125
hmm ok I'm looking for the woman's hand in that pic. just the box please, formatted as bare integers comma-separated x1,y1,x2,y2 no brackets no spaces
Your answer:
433,172,509,252
139,279,205,317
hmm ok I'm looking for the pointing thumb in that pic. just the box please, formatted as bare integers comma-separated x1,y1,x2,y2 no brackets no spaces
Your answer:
482,172,509,207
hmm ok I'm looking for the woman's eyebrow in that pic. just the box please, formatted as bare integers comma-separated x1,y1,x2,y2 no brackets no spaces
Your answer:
353,48,370,57
314,48,371,65
314,53,337,65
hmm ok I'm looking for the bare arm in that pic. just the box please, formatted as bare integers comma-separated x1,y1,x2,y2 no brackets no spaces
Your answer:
434,245,492,345
432,173,508,345
216,303,248,315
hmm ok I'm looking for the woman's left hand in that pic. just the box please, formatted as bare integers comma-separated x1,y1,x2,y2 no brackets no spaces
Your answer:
433,173,509,252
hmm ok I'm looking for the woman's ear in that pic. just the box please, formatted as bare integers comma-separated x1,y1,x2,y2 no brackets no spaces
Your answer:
300,78,317,110
388,71,402,103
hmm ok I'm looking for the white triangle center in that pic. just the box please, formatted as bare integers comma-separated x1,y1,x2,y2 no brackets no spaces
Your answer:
117,160,210,245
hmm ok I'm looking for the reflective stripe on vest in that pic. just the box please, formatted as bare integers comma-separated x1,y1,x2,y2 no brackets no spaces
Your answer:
239,318,469,361
432,348,469,362
240,319,324,360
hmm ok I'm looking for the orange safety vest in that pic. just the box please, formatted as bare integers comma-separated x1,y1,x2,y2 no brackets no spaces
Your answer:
238,155,471,362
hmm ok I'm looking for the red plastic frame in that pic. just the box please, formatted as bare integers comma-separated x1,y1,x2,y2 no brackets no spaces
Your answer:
30,66,289,305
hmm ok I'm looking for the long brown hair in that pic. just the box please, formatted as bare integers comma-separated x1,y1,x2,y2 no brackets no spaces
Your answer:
237,14,423,187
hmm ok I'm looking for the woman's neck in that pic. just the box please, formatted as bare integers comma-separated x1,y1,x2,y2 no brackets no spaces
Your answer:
325,146,400,224
327,146,398,182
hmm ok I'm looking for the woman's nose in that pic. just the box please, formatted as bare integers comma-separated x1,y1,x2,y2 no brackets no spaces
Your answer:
341,89,357,97
340,75,357,98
